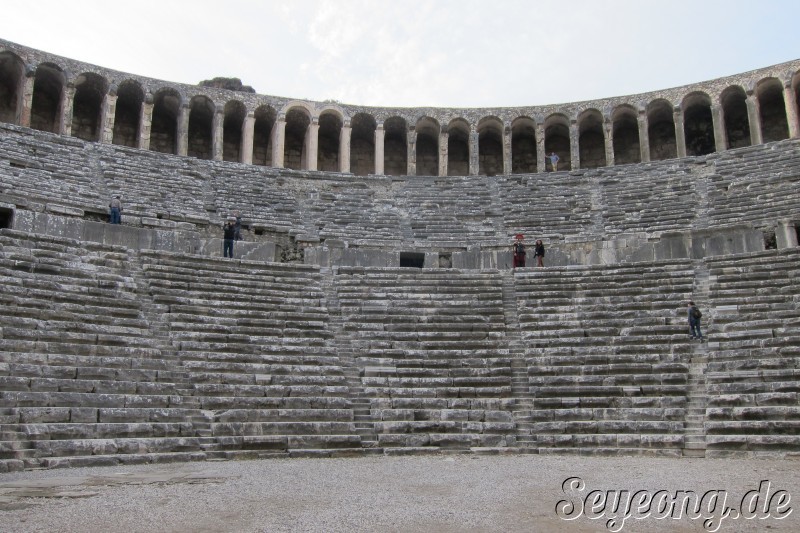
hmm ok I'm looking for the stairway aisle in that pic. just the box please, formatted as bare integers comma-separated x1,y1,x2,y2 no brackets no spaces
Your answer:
502,270,537,453
319,267,379,455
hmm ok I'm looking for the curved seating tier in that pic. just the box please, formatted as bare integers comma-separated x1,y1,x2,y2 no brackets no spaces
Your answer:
704,248,800,457
707,141,800,229
334,267,515,451
514,261,696,456
4,123,800,247
1,229,799,467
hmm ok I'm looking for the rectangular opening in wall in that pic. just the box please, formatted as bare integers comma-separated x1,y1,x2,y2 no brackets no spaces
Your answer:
400,252,425,268
795,224,800,247
764,231,777,250
0,207,13,229
438,253,452,268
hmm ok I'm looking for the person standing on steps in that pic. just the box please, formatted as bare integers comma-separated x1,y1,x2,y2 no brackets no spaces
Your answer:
688,301,703,340
547,152,560,171
108,196,122,224
512,234,526,268
534,239,545,267
223,217,236,259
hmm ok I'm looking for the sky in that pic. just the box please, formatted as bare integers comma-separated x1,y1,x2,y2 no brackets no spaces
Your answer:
1,0,799,108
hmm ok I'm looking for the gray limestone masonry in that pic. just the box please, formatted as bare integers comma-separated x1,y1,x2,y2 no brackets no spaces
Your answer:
0,39,799,470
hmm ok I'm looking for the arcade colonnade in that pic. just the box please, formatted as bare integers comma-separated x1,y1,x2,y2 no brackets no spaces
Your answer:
1,45,800,177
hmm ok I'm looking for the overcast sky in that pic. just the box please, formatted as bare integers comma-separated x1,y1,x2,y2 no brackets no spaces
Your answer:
2,0,798,108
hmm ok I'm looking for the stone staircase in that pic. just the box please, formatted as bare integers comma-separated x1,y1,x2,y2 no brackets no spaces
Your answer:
320,266,380,454
683,347,708,458
501,270,536,453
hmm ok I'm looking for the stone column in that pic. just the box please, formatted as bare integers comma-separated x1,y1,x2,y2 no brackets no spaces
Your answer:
306,120,319,171
340,122,351,173
711,103,727,152
637,111,650,163
407,128,417,176
177,103,189,157
502,125,512,175
272,117,286,168
604,116,615,167
746,92,763,145
59,83,75,136
374,123,385,175
468,126,479,176
783,81,799,139
18,68,35,127
138,97,153,150
241,112,255,164
99,89,117,144
535,122,546,173
776,219,799,248
673,107,687,158
569,120,579,170
438,131,448,176
212,109,223,161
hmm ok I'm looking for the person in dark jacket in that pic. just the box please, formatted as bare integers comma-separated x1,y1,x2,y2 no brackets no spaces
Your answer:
534,239,545,267
688,301,703,340
223,218,236,258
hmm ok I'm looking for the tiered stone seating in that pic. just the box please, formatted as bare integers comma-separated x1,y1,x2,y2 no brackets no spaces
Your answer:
0,124,104,214
303,179,405,245
515,261,695,456
0,230,202,469
496,173,594,240
209,165,305,235
399,176,500,244
704,248,800,457
335,267,515,451
708,140,800,229
594,161,700,235
97,146,212,224
138,251,360,458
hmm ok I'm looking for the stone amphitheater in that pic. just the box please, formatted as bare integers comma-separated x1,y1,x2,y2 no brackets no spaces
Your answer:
0,36,799,480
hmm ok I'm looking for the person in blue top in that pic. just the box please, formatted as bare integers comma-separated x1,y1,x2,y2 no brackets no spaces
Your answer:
548,152,560,171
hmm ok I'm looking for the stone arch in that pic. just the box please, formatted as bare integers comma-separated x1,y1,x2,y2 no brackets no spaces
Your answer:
578,108,606,169
415,116,439,176
682,92,715,156
647,99,677,161
150,88,181,155
447,118,470,176
756,77,789,142
253,104,276,166
318,110,342,172
611,105,640,165
30,62,65,133
72,72,108,142
188,95,215,160
112,79,144,147
794,70,800,137
511,116,537,174
223,100,247,162
284,106,310,170
477,116,503,176
384,116,407,176
350,112,376,176
0,51,24,124
544,114,570,171
721,85,750,149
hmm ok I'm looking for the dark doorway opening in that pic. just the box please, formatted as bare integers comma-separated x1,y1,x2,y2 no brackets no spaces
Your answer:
400,252,425,268
0,207,13,229
764,231,777,250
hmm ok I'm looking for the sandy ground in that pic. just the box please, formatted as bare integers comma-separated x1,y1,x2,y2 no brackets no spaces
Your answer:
1,454,799,532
